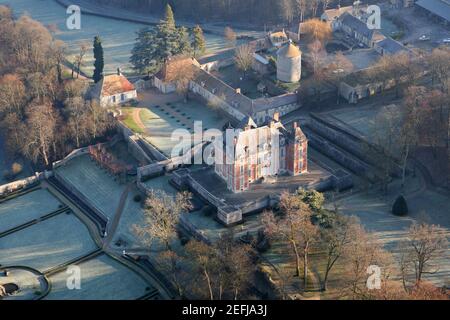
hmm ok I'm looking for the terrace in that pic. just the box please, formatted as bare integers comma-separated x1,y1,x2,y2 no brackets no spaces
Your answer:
0,188,62,234
54,154,128,219
123,92,231,157
0,213,98,272
44,254,151,300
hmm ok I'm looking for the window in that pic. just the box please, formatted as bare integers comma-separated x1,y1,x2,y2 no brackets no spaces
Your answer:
121,93,126,101
112,96,116,103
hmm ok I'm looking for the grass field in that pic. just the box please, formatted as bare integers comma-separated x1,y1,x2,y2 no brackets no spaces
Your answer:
0,189,62,234
55,155,127,219
45,254,150,300
0,213,97,272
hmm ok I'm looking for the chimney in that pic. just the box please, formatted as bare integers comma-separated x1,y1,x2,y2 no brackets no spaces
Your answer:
117,67,122,76
236,88,241,94
293,122,298,129
273,112,280,122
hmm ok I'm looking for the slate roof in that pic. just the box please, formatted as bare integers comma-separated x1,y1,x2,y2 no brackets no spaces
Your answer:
322,5,354,22
376,37,410,55
340,12,374,40
416,0,450,22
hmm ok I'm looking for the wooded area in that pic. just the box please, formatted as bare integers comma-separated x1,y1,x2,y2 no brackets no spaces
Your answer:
93,0,353,25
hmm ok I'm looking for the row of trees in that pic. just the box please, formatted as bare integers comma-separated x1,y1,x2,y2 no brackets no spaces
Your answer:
0,7,113,168
130,5,206,74
261,190,448,299
94,0,342,25
133,190,255,299
133,186,448,300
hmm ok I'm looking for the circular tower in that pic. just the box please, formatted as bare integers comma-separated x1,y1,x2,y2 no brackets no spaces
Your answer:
276,41,302,83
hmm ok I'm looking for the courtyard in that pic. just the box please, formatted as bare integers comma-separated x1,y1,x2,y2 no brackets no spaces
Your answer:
54,154,129,219
122,90,231,157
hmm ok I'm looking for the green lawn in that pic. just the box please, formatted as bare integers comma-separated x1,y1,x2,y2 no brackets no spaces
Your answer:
121,107,144,134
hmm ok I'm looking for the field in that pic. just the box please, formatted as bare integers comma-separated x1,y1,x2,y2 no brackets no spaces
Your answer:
0,188,62,234
0,212,97,272
334,187,450,287
0,0,238,76
44,254,151,300
55,154,128,219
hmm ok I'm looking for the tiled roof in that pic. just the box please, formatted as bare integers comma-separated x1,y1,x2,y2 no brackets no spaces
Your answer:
277,42,302,58
100,74,135,97
155,55,200,82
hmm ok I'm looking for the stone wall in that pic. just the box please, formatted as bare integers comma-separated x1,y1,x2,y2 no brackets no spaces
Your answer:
0,174,41,197
308,114,402,177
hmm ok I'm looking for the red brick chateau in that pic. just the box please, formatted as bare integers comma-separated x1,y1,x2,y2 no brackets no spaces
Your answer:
215,113,308,193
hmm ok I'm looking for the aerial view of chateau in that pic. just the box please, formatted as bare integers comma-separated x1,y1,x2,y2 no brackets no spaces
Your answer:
0,0,449,304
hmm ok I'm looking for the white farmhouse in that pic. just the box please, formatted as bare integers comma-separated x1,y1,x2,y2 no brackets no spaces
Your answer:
93,69,137,107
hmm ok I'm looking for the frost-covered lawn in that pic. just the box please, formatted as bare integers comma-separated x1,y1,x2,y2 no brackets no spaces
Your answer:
113,176,177,248
0,189,62,234
45,254,150,300
0,213,97,272
335,190,450,287
140,101,228,157
55,155,127,218
0,0,233,76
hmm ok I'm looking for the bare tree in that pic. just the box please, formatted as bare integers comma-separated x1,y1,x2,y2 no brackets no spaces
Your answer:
165,62,197,102
74,42,88,79
224,26,237,47
294,0,309,22
0,112,26,155
134,190,192,251
400,222,448,284
65,96,89,148
309,0,321,17
22,102,58,166
185,239,218,300
429,46,450,92
133,190,192,297
344,223,392,299
320,215,357,291
234,44,254,74
301,18,332,45
262,192,319,289
0,74,26,117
